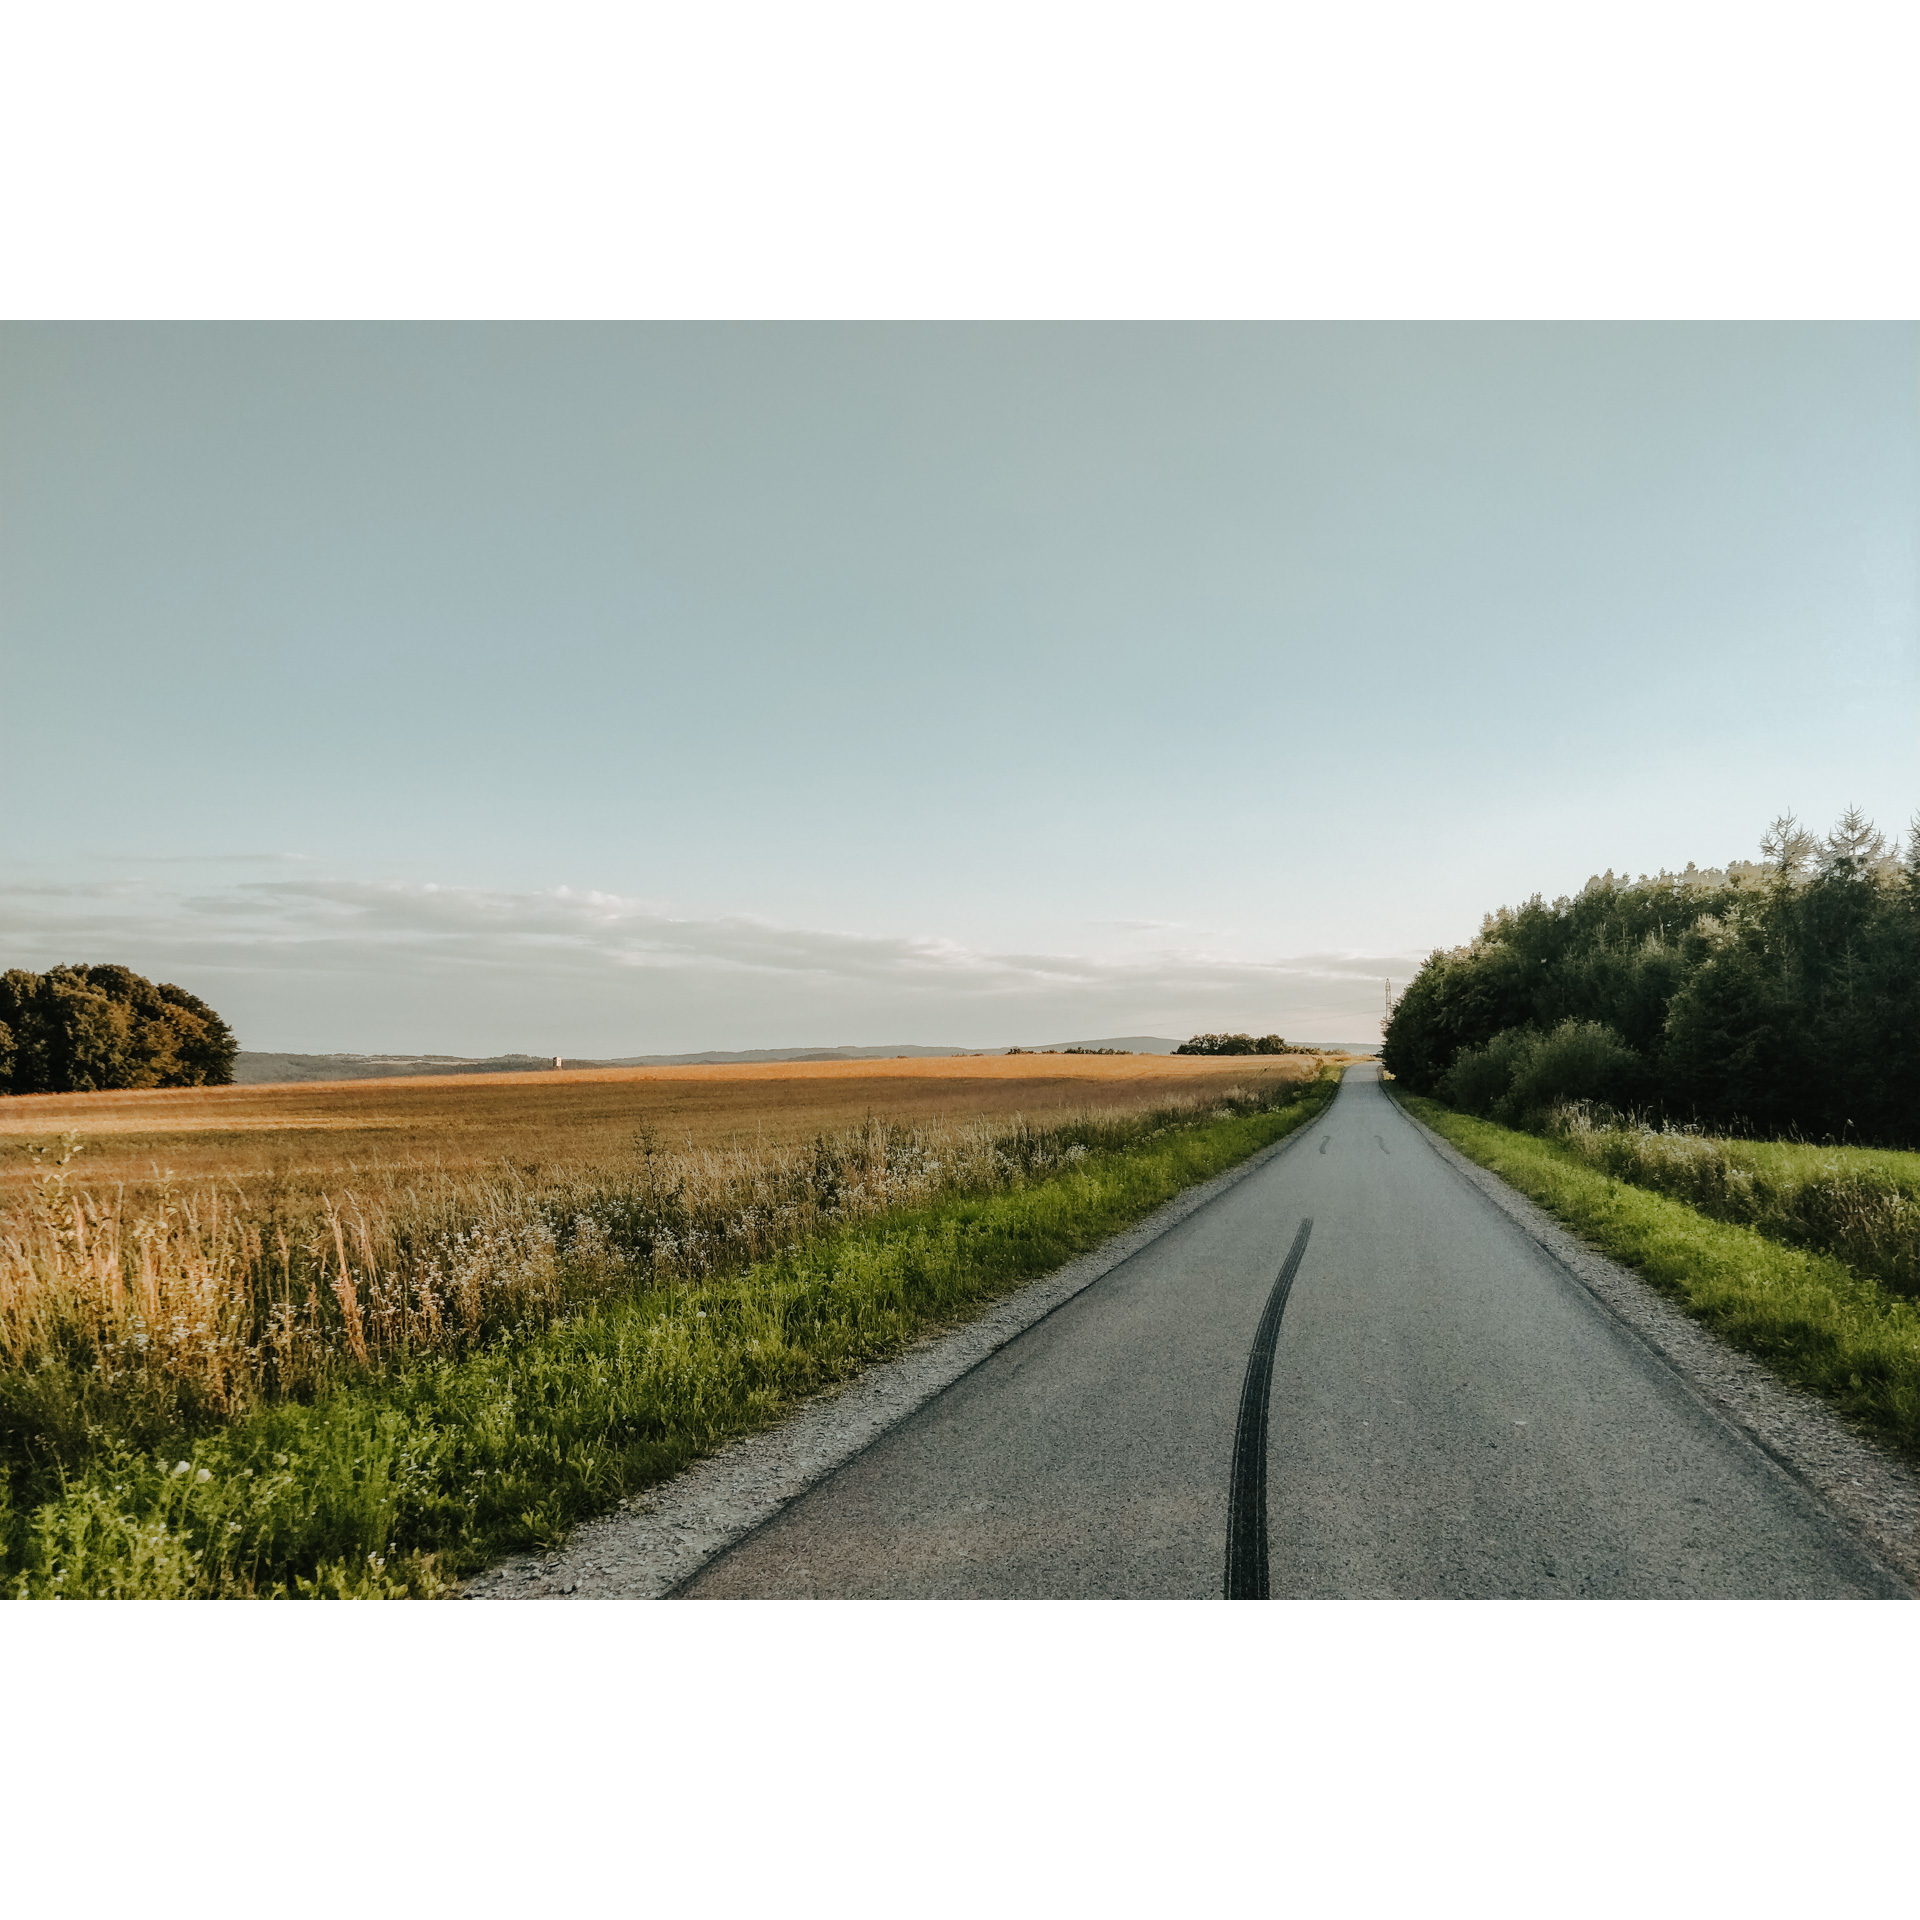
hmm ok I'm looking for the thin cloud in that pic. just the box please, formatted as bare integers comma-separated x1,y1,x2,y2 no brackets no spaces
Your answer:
0,871,1424,1049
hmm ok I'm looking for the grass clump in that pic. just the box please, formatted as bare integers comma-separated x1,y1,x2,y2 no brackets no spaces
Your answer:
3,1072,1337,1597
1396,1092,1920,1459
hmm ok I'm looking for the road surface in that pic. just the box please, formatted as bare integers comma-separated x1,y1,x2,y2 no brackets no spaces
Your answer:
680,1064,1902,1598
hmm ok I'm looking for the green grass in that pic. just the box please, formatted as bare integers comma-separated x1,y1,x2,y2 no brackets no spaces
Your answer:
2,1071,1338,1598
1396,1092,1920,1460
1538,1111,1920,1298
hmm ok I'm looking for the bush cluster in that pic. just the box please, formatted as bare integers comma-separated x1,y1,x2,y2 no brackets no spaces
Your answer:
1438,1019,1647,1127
0,964,236,1095
1173,1032,1303,1056
1382,809,1920,1145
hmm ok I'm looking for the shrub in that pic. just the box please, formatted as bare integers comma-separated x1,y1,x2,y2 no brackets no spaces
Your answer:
1440,1026,1535,1117
1441,1019,1644,1127
1505,1018,1648,1121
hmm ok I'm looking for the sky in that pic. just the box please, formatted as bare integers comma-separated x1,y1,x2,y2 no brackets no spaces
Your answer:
2,322,1915,1055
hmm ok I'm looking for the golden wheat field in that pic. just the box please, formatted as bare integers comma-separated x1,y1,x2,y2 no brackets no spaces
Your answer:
0,1052,1333,1195
0,1051,1343,1412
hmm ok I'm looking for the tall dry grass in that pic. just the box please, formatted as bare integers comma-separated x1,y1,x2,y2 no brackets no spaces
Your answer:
1,1101,1229,1430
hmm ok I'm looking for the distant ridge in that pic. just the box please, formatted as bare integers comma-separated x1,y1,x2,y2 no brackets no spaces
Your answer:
1023,1036,1179,1055
231,1036,1375,1086
231,1038,1189,1085
233,1053,565,1084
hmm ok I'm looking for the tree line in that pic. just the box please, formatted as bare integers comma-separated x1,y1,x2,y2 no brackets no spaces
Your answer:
1381,809,1920,1147
1175,1033,1310,1055
0,965,237,1095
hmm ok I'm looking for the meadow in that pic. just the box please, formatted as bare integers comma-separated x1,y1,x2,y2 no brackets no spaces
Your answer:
1,1053,1339,1596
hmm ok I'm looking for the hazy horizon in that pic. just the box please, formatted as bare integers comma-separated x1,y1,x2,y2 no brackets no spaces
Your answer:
228,1033,1386,1065
4,323,1914,1055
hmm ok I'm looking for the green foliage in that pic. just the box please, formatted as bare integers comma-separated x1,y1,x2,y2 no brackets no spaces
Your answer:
1,1072,1339,1596
1174,1032,1302,1056
1382,809,1920,1145
0,964,236,1095
1399,1093,1920,1460
1439,1019,1650,1128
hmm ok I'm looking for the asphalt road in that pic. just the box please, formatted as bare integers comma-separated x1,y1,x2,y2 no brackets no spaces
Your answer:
681,1064,1902,1598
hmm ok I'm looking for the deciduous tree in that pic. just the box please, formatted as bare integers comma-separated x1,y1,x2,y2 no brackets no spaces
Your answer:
0,965,236,1094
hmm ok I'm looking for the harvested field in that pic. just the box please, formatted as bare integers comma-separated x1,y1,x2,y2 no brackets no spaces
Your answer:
0,1052,1332,1196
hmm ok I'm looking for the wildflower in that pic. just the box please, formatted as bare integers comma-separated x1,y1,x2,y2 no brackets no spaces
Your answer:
173,1460,192,1476
195,1467,212,1483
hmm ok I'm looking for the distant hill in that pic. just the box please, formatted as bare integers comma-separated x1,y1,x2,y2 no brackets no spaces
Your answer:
1025,1036,1179,1055
600,1045,1002,1067
231,1038,1192,1085
233,1053,562,1084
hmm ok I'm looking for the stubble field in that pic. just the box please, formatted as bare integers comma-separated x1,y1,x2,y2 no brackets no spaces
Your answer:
0,1052,1326,1195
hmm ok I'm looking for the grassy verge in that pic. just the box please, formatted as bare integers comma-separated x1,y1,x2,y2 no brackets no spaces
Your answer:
3,1070,1339,1597
1538,1109,1920,1298
1395,1092,1920,1460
